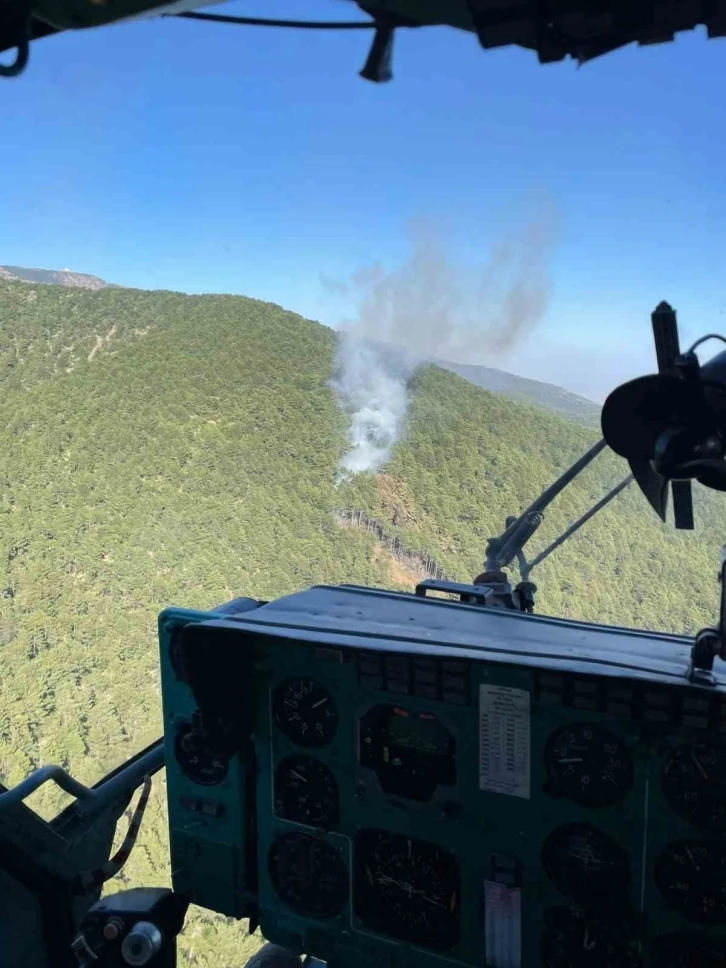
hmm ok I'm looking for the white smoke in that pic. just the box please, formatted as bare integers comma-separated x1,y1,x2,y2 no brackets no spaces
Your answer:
328,205,558,480
330,336,416,482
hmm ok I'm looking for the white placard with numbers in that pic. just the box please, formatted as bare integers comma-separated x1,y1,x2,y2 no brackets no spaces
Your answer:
479,684,531,799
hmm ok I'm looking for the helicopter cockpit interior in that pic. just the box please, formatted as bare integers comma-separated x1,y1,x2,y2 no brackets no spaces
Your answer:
4,298,726,968
4,4,726,968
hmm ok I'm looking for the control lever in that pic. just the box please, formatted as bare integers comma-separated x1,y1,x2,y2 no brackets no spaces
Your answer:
72,888,189,968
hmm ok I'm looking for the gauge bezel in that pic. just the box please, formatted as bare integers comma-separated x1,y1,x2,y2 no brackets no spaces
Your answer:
267,831,349,919
358,703,456,802
541,822,630,905
541,905,642,968
544,722,634,808
654,840,726,926
353,827,460,952
661,741,726,831
273,754,340,830
272,676,339,749
173,722,230,787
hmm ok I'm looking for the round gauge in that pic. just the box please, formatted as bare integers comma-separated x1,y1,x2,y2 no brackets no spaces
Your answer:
267,832,348,918
662,742,726,830
174,723,229,786
274,755,339,829
541,823,630,904
353,828,460,952
544,723,633,807
654,841,726,925
359,704,456,802
650,931,726,968
272,677,338,749
542,907,642,968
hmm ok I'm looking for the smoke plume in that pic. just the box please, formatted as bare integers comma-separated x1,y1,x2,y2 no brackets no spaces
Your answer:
328,204,558,481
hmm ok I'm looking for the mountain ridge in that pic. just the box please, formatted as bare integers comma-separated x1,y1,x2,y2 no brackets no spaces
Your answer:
0,266,598,424
0,264,110,290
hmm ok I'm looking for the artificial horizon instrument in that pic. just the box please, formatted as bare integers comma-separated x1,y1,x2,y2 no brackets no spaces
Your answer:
5,304,726,968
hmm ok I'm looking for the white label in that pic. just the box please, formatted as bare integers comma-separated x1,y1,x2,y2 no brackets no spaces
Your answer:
484,880,521,968
479,684,530,798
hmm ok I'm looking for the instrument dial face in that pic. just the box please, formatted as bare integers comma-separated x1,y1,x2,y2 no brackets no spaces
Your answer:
542,907,642,968
267,832,348,918
650,931,726,968
274,755,339,830
541,823,630,904
174,723,229,786
544,723,633,807
661,743,726,830
359,704,456,802
654,841,726,925
353,828,460,952
272,677,338,749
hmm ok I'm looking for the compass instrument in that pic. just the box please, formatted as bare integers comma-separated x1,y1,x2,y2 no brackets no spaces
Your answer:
267,832,348,919
353,829,460,951
541,823,630,904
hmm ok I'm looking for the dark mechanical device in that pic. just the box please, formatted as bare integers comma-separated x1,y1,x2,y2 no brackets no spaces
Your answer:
3,0,726,83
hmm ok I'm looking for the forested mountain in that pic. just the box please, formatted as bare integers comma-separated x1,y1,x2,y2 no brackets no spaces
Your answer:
0,264,598,422
0,277,722,966
431,357,601,425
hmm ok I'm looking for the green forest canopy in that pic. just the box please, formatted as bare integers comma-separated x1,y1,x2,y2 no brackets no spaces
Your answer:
0,278,723,965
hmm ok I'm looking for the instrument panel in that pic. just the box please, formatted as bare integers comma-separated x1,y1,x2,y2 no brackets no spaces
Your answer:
158,586,726,968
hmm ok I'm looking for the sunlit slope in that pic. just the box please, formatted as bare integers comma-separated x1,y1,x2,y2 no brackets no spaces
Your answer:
0,278,723,965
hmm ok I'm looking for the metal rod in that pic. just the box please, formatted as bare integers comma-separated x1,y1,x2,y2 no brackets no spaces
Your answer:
72,741,165,819
173,12,376,30
526,474,634,573
0,765,91,811
486,437,608,569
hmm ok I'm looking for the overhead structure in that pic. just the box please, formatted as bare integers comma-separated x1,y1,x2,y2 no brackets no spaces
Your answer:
2,0,726,80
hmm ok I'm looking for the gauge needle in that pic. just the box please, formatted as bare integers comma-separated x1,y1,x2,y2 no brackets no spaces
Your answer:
290,771,307,783
312,698,328,708
558,758,584,763
691,753,708,780
685,846,701,871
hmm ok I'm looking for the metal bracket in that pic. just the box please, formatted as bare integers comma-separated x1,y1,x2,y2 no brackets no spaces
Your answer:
688,545,726,683
0,1,30,77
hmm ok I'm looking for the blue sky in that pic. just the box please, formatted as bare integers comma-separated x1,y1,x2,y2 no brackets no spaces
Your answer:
2,1,726,400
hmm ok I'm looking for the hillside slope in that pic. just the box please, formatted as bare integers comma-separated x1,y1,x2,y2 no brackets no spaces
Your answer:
0,268,598,423
0,278,723,965
432,357,601,425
